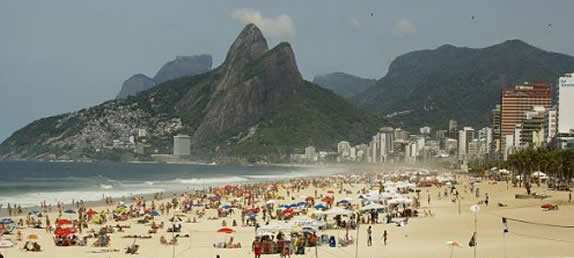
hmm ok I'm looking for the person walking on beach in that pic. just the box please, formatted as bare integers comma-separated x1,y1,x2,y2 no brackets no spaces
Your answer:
382,230,388,245
484,193,489,207
427,193,431,205
569,191,572,202
367,226,373,246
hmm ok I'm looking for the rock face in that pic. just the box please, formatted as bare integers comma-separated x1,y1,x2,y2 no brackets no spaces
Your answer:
353,39,574,130
153,55,212,84
116,55,212,99
313,72,376,98
117,74,156,99
176,24,304,146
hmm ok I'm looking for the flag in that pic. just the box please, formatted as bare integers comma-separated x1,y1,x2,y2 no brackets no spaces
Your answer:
468,232,477,247
502,217,509,233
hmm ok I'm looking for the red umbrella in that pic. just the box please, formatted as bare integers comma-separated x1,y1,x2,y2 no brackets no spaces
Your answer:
282,208,294,214
54,227,76,236
86,209,98,216
321,197,332,203
55,219,72,225
541,203,553,209
217,227,234,234
327,190,335,194
305,196,314,201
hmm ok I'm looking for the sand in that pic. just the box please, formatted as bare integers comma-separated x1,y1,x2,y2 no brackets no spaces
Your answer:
1,172,573,258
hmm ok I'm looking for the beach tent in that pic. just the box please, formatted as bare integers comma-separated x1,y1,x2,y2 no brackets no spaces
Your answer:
360,203,386,211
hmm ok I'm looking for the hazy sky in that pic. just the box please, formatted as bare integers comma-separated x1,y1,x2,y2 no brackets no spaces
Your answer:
2,0,574,142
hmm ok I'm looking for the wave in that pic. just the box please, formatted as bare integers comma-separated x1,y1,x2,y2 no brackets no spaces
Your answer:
173,176,249,185
0,188,166,208
99,184,113,190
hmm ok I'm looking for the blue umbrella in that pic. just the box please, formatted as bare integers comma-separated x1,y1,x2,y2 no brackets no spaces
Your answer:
246,212,256,217
289,204,298,208
149,210,160,216
0,218,14,225
28,210,41,216
221,205,232,209
302,226,315,233
338,200,349,204
279,205,289,209
314,204,325,209
296,201,306,207
64,209,75,214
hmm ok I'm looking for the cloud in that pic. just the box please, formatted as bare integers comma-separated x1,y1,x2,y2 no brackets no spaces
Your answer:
392,18,416,37
231,8,295,38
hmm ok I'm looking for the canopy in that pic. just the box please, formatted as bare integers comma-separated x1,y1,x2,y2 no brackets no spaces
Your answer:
360,203,386,211
320,207,353,216
387,197,413,205
531,171,548,178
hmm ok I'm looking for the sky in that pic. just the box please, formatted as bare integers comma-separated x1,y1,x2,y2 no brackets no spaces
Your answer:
1,0,574,142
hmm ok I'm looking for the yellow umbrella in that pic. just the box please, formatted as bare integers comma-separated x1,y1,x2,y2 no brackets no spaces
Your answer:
27,234,39,240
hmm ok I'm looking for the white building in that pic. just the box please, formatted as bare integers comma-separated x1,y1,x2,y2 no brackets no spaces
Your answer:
478,127,493,155
545,108,558,143
558,73,574,133
337,141,351,159
173,134,191,156
419,126,431,135
305,146,317,161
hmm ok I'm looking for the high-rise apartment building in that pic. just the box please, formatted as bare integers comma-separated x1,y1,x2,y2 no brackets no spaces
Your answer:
558,73,574,133
499,82,552,150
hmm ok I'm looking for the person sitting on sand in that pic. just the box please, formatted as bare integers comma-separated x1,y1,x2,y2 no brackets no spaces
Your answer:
222,220,227,227
160,236,168,245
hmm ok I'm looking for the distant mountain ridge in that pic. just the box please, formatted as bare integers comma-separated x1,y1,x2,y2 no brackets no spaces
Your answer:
312,72,376,98
353,39,574,130
1,24,382,162
117,55,212,99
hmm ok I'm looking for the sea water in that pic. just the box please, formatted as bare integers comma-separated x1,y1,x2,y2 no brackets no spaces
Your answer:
0,161,341,207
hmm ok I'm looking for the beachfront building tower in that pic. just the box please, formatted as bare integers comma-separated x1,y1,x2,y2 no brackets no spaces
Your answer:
499,82,552,150
558,73,574,134
173,134,191,156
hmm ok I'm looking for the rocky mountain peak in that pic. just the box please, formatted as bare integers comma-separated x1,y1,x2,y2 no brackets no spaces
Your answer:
222,24,269,69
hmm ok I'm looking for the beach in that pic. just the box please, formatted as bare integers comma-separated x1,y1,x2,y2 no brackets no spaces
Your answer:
1,166,573,258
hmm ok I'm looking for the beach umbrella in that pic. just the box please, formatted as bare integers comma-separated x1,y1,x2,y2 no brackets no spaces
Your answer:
54,227,75,236
55,219,72,225
0,218,13,225
360,203,386,211
305,196,314,201
64,209,75,214
314,204,325,209
86,209,98,216
338,200,350,204
279,205,289,209
327,190,335,194
321,197,332,203
27,233,39,240
221,204,232,209
247,208,260,213
296,201,306,207
217,227,234,234
28,210,41,216
541,203,553,209
148,210,160,216
246,212,257,217
282,208,294,214
446,241,462,258
266,200,276,205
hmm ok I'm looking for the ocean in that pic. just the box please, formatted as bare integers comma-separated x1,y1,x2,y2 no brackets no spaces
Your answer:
0,161,342,208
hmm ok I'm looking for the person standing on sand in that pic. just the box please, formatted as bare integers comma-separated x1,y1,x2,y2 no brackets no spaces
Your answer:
485,193,489,207
427,193,431,205
382,230,388,245
367,226,373,246
569,191,572,202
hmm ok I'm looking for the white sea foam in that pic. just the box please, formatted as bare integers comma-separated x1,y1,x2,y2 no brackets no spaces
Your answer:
0,188,165,208
99,184,113,189
173,176,249,185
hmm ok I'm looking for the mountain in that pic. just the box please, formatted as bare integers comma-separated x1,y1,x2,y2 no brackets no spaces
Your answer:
353,40,574,130
0,24,382,162
313,72,376,98
153,55,212,83
116,55,212,99
117,74,156,99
